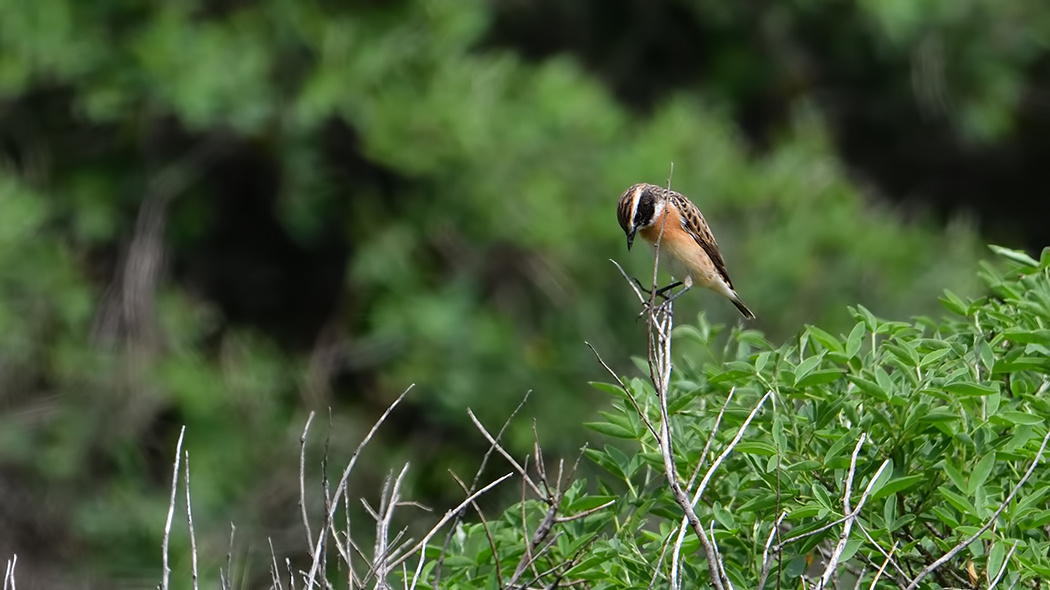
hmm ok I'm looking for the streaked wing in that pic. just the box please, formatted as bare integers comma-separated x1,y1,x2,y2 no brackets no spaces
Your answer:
668,191,736,289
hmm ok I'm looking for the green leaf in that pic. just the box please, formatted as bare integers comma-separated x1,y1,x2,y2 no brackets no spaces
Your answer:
968,452,996,495
931,506,960,528
987,542,1007,580
945,381,999,397
794,353,826,384
786,460,821,471
871,475,925,500
583,421,635,439
812,483,833,509
795,369,844,388
785,555,808,578
943,462,967,492
589,381,628,399
755,351,771,374
920,348,951,367
989,244,1040,268
567,495,618,513
1027,509,1050,528
978,341,995,374
806,325,844,354
712,502,736,529
996,411,1045,426
1002,329,1050,346
845,321,865,359
667,387,703,414
940,289,969,316
919,409,959,424
849,376,888,401
735,441,779,456
940,486,978,516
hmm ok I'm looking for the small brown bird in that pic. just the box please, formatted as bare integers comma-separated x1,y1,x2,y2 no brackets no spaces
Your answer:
617,182,755,319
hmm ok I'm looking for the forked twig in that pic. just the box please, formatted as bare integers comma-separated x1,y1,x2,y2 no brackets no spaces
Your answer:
904,428,1050,590
304,384,414,588
184,450,199,590
160,426,186,590
818,434,890,589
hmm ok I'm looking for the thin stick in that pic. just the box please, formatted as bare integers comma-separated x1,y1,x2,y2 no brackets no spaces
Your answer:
184,451,199,590
267,538,282,590
160,426,186,590
756,512,788,590
448,470,504,589
435,393,532,587
686,387,736,491
870,542,899,590
3,555,16,590
691,391,772,507
904,427,1050,590
300,411,316,547
220,523,235,590
402,473,514,586
467,409,544,498
987,542,1019,590
672,391,771,587
585,340,658,441
817,434,868,590
609,259,648,304
304,385,414,588
375,463,411,587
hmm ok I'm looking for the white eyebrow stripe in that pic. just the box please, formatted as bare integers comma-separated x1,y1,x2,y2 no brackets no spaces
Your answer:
628,186,642,229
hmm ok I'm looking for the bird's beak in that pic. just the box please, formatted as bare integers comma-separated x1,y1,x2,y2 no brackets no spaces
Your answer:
626,231,635,251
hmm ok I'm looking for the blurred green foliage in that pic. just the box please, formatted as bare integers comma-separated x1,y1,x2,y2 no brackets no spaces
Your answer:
0,0,1040,584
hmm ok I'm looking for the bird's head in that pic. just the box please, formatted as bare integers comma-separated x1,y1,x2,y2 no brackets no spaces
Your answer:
616,183,663,250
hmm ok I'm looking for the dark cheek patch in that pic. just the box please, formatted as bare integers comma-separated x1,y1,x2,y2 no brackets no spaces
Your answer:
633,193,655,229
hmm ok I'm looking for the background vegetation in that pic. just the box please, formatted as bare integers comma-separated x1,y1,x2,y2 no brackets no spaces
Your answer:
0,0,1046,586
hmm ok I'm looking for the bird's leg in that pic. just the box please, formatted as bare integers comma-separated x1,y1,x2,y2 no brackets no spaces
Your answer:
632,278,684,300
656,278,692,312
653,281,684,299
660,283,691,304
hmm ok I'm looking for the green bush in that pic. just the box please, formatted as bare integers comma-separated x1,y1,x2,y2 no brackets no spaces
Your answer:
408,246,1050,589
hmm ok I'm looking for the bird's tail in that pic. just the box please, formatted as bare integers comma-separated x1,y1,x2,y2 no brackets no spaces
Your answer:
731,295,756,320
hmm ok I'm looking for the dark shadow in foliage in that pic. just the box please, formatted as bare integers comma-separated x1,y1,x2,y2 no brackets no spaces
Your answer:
482,0,1050,251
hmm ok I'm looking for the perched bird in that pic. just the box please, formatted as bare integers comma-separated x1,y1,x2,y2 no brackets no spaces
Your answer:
617,182,755,319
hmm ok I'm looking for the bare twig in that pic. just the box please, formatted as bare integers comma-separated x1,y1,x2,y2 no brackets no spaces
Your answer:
449,470,504,588
220,523,235,590
268,538,283,590
436,392,532,586
300,411,316,547
585,340,659,441
160,426,186,590
3,555,16,590
671,391,771,589
184,450,199,590
870,542,899,590
304,384,414,588
757,511,789,590
987,542,1019,590
685,387,736,491
817,434,868,589
400,472,514,586
904,427,1050,590
468,409,544,498
692,391,772,507
374,463,411,588
609,259,648,305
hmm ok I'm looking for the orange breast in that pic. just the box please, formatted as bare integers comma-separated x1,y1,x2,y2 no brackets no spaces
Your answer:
638,208,719,287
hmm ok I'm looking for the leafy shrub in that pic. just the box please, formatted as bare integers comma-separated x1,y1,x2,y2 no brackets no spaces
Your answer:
412,245,1050,589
